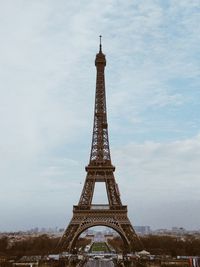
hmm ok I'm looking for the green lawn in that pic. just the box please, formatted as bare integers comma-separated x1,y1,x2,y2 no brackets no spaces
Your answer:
90,242,110,253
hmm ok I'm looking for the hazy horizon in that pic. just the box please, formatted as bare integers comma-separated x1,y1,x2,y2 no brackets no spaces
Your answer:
1,224,199,233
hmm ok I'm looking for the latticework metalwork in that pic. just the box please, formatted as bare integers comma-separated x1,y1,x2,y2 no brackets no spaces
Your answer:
58,39,142,253
90,45,111,164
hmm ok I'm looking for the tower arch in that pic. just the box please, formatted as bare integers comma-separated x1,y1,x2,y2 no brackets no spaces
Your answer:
69,223,130,253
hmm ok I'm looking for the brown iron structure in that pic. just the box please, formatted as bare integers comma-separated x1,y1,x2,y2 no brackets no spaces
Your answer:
59,37,142,253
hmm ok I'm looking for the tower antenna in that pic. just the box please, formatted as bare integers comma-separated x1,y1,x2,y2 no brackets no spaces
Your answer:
99,35,102,52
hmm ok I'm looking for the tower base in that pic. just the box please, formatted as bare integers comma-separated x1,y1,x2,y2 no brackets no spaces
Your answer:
59,205,142,253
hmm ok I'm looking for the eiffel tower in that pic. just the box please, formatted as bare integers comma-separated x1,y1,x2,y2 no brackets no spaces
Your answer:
58,37,142,253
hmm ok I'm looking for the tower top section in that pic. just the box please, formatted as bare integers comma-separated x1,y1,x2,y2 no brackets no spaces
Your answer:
88,37,113,169
95,35,106,67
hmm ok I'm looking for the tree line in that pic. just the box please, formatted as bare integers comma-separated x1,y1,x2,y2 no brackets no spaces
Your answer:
0,235,89,256
108,235,200,256
1,234,200,256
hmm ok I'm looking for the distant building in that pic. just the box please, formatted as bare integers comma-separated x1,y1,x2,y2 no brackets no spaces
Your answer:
94,232,105,242
134,226,151,235
84,234,95,241
13,256,42,267
105,234,115,242
171,227,186,235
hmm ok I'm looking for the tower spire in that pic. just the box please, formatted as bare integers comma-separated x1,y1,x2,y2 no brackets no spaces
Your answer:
99,35,102,52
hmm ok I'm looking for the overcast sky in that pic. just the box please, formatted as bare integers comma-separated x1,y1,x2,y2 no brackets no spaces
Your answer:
0,0,200,232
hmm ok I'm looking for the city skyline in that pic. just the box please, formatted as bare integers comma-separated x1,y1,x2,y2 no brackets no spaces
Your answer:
0,1,200,231
1,224,200,234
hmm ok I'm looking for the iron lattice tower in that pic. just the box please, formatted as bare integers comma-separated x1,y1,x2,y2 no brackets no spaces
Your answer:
58,37,142,253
